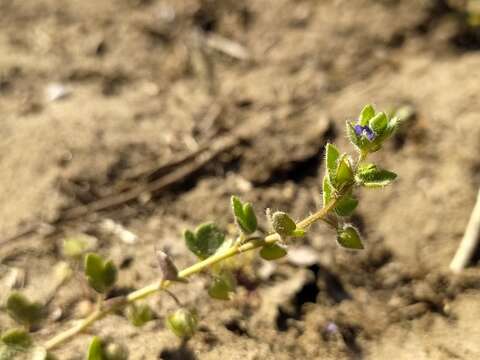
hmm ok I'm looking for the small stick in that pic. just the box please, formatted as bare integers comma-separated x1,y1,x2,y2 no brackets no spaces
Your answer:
205,33,251,61
0,117,268,247
60,128,245,220
450,188,480,273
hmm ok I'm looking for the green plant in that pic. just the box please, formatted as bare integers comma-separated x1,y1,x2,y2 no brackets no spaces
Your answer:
0,105,401,359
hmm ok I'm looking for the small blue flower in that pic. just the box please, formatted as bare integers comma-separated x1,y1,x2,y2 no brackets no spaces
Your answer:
325,322,338,333
354,124,376,141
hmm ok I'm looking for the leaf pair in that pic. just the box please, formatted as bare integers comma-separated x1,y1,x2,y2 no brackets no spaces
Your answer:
258,211,304,261
6,293,44,328
0,329,56,360
84,253,118,294
323,144,357,216
322,176,358,217
231,196,257,235
184,223,225,260
325,143,354,190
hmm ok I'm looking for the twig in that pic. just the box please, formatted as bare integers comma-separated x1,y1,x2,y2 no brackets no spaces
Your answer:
118,105,222,185
450,188,480,273
0,223,40,246
205,33,251,61
59,125,247,221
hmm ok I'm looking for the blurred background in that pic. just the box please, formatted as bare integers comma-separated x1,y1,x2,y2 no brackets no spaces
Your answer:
1,0,480,359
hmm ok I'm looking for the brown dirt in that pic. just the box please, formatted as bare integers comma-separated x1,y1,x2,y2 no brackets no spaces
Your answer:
1,0,480,359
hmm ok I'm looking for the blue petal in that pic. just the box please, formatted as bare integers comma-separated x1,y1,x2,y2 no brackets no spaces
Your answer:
354,125,364,136
363,126,376,141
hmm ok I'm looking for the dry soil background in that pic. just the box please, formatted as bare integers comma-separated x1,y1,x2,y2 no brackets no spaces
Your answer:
1,0,480,359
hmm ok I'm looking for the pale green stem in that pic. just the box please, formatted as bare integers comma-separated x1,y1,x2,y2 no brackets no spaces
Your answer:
44,192,346,351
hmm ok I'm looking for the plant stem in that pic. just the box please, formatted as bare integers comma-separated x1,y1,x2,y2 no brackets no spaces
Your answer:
43,194,343,351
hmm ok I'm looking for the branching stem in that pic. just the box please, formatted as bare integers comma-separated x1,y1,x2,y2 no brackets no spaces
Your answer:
44,191,346,351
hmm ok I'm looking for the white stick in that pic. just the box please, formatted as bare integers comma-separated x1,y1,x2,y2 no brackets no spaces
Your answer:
450,188,480,273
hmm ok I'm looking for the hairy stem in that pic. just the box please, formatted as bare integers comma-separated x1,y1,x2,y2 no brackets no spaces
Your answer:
44,194,343,351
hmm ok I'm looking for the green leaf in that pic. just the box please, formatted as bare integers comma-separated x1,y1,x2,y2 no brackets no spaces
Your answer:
127,304,154,327
84,253,118,294
355,164,397,188
325,143,340,182
6,293,44,327
62,234,97,259
184,222,225,259
241,203,257,233
335,194,358,217
166,309,198,339
322,175,332,207
183,230,196,254
87,337,106,360
337,225,363,250
334,154,354,188
369,112,388,134
324,175,357,216
271,212,297,237
359,104,375,126
260,243,287,260
1,329,32,350
0,329,41,360
231,196,243,218
208,270,236,300
231,196,257,234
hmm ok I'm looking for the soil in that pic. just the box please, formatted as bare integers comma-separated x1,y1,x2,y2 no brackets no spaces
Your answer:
1,0,480,359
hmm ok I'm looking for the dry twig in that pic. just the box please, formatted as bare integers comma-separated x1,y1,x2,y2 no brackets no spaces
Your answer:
450,188,480,273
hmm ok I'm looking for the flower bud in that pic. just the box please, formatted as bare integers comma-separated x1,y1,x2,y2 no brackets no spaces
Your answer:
104,342,129,360
271,212,296,237
166,308,198,339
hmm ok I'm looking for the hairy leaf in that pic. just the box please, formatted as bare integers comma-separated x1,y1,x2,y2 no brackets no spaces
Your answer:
337,225,363,250
369,112,388,134
271,212,297,237
334,154,354,188
260,243,287,260
356,164,397,187
84,253,118,294
208,270,236,300
184,223,225,259
6,293,43,327
231,196,257,234
325,143,340,183
335,194,358,217
359,104,375,126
